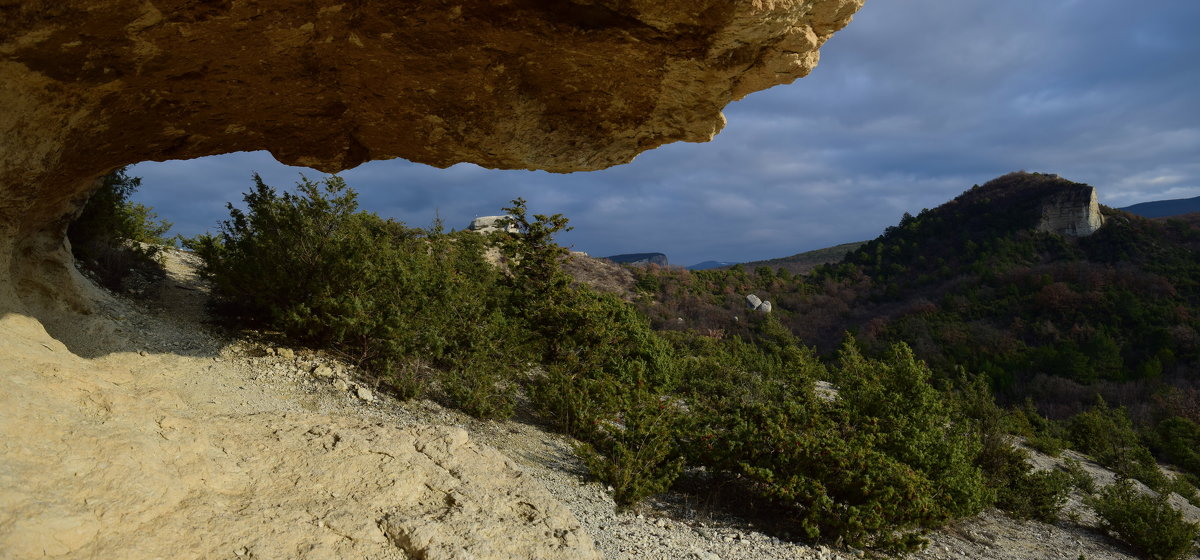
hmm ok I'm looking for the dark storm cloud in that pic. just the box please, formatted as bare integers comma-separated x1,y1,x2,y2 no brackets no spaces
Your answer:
129,0,1200,266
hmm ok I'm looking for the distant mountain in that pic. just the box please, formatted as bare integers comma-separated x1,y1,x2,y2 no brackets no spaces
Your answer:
736,241,867,274
562,252,637,301
604,252,668,267
1121,195,1200,218
688,260,738,270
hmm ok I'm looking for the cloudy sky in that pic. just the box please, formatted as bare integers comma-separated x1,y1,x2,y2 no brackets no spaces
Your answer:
129,0,1200,267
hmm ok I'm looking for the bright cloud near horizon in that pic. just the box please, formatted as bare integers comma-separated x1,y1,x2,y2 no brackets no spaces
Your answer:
129,0,1200,267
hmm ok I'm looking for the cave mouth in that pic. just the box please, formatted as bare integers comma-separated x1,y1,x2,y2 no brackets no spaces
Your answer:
122,151,586,243
0,0,865,331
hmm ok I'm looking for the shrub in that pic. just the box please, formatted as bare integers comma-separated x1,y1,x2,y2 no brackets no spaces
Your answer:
378,357,432,401
997,468,1073,523
1164,474,1200,509
1088,479,1199,560
68,167,173,290
190,174,524,408
683,337,987,552
1027,432,1069,457
835,340,989,521
1149,415,1200,483
1064,457,1097,494
576,378,685,508
1009,399,1069,456
1069,396,1168,490
703,391,939,551
438,309,522,419
951,373,1069,522
523,287,687,504
486,198,690,501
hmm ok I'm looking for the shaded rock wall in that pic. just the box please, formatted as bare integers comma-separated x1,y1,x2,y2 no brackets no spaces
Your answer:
1036,184,1105,237
0,0,863,315
605,252,669,266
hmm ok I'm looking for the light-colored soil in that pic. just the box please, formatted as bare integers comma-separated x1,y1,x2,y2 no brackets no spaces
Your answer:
0,249,597,560
2,247,1197,560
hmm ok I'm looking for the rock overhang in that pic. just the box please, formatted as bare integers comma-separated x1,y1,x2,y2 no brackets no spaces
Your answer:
0,0,865,314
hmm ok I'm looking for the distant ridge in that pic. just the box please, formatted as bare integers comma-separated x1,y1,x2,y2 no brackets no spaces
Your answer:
734,241,867,274
688,260,738,270
1121,195,1200,218
604,252,668,267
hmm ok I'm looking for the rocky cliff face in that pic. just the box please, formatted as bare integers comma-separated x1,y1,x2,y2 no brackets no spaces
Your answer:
605,252,669,266
1036,183,1105,237
0,0,863,317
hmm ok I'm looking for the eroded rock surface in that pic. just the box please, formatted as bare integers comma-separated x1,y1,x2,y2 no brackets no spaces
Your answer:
1036,183,1105,237
0,0,863,315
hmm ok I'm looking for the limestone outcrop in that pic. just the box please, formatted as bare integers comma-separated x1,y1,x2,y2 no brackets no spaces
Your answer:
0,0,863,316
1036,183,1105,237
745,293,772,313
467,215,518,234
605,252,669,266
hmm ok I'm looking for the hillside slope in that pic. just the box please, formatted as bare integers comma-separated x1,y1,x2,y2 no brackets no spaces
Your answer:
4,248,1196,560
801,173,1200,408
630,172,1200,416
736,241,867,274
0,249,599,559
1123,195,1200,218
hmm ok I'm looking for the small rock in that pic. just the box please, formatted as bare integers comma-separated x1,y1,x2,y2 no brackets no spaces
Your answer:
356,386,375,402
138,350,147,356
333,379,350,392
235,546,248,556
277,348,295,359
313,365,335,379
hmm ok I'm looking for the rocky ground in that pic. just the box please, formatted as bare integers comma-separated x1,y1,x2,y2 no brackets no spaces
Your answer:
4,247,1197,559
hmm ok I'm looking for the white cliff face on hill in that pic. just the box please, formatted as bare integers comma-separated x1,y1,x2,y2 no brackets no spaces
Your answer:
1036,184,1105,237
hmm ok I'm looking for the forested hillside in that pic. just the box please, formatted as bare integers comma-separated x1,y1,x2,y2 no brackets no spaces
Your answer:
631,172,1200,418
